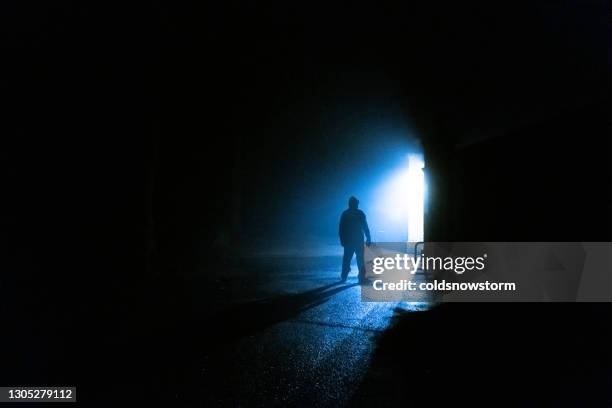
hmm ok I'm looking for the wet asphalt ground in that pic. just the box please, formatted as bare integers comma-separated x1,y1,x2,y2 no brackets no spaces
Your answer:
172,255,428,406
161,254,612,407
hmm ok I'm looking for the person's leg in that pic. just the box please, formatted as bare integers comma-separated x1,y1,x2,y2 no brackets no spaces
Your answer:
341,246,354,281
356,243,366,282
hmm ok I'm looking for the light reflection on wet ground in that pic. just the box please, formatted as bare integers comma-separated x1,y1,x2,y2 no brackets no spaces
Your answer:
193,254,430,406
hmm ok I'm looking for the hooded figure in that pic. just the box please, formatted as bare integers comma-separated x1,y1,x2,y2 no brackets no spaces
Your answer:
339,196,371,283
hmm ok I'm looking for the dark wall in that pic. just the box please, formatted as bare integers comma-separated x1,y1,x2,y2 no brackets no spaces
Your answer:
1,2,158,395
425,100,611,241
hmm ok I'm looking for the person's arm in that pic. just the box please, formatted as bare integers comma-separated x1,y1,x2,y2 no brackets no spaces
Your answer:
339,213,346,246
361,213,371,245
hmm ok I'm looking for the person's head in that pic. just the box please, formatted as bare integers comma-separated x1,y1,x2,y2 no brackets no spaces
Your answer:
348,196,359,209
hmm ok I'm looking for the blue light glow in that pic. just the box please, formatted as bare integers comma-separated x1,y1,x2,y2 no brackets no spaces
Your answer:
371,153,424,242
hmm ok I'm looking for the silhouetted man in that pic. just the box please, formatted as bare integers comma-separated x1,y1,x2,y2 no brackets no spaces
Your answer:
339,196,371,283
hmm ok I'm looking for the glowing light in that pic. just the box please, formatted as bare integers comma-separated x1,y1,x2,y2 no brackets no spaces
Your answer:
382,167,411,223
406,154,424,242
372,153,425,243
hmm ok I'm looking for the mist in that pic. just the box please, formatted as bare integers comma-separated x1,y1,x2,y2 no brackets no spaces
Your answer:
237,70,422,253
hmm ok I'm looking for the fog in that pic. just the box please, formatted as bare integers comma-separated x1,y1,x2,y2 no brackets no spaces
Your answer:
239,71,423,252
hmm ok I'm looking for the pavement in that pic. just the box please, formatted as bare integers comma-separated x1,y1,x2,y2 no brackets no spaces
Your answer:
170,254,428,406
161,253,612,407
5,248,612,406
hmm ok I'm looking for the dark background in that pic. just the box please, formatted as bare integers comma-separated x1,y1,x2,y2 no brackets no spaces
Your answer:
1,0,610,405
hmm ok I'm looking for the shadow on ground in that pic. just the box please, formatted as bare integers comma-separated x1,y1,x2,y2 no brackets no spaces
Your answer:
167,281,361,404
207,281,359,345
